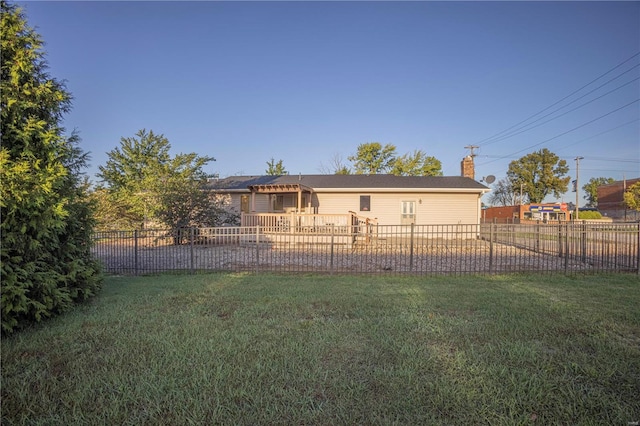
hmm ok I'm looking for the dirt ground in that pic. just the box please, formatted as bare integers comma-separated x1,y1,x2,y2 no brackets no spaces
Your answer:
92,240,603,275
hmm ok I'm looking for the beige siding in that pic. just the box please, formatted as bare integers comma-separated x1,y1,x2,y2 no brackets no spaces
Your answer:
315,191,481,225
420,193,480,225
315,193,358,215
229,194,243,212
229,193,269,213
253,194,270,212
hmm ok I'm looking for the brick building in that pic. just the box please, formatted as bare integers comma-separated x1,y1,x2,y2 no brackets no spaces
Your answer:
482,203,569,223
597,178,640,221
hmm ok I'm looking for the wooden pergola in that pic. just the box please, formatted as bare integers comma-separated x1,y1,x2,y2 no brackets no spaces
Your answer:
247,183,314,213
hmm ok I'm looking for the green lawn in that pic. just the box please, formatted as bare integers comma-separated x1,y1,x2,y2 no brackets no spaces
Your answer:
2,273,639,425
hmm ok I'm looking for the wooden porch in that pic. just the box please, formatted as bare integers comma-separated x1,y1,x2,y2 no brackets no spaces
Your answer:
240,211,378,242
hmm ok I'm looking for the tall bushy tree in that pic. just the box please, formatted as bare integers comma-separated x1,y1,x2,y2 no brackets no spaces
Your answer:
390,149,443,176
97,129,174,228
348,142,397,174
347,143,442,176
1,1,102,333
97,129,236,235
583,177,615,208
506,148,570,203
154,156,240,235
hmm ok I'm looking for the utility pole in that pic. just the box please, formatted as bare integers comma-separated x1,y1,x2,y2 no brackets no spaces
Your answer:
574,156,584,221
464,145,479,157
520,183,523,206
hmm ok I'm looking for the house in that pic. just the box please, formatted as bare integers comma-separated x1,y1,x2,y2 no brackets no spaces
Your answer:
597,177,640,221
206,174,490,227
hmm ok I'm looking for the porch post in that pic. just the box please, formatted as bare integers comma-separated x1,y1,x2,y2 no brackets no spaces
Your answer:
250,190,256,212
297,188,302,214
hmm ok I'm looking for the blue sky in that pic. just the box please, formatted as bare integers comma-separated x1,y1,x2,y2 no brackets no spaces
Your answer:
18,1,640,205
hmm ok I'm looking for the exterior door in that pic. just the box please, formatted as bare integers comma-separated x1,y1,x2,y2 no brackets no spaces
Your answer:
240,195,250,213
401,201,416,225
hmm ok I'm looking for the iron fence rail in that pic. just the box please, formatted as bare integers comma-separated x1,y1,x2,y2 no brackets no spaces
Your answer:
91,222,640,276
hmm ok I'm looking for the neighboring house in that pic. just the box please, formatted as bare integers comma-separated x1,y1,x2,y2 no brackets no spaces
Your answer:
206,174,490,226
597,177,640,221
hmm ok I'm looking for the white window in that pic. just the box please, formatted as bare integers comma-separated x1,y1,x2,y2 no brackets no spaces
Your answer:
401,201,416,224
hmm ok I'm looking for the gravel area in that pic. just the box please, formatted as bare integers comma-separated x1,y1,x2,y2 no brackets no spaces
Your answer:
92,240,605,275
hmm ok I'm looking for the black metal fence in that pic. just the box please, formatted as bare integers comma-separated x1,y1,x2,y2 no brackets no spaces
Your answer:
92,222,640,276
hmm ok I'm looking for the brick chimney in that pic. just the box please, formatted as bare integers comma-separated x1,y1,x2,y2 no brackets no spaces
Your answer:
461,155,475,180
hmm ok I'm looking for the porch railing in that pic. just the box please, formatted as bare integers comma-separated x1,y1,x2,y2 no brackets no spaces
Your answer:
348,211,378,243
241,212,358,234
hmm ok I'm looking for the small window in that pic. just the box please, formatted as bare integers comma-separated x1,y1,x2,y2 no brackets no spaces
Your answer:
360,195,371,212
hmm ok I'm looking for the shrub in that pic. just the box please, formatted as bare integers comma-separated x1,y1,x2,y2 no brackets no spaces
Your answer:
577,210,603,220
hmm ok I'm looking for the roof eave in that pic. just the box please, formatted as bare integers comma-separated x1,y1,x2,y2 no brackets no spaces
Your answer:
311,187,490,193
208,188,251,193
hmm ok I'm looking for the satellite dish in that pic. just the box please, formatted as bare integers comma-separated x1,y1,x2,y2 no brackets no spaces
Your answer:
482,175,496,184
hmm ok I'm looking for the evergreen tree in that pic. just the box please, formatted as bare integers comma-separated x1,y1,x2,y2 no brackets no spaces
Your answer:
1,1,102,333
265,158,288,175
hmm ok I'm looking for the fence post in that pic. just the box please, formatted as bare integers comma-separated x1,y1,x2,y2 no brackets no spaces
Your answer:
489,223,494,274
564,223,569,273
290,211,295,235
581,220,587,264
330,224,335,274
535,221,540,253
409,223,414,271
637,222,640,275
558,223,563,258
255,225,260,273
134,229,139,276
190,227,195,273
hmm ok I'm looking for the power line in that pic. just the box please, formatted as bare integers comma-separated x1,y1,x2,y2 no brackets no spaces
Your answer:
477,98,640,166
580,168,640,174
480,155,640,165
479,72,640,147
473,51,640,147
555,117,639,152
581,156,640,164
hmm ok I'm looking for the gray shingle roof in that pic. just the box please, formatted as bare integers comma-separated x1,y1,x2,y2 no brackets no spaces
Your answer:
206,174,489,192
